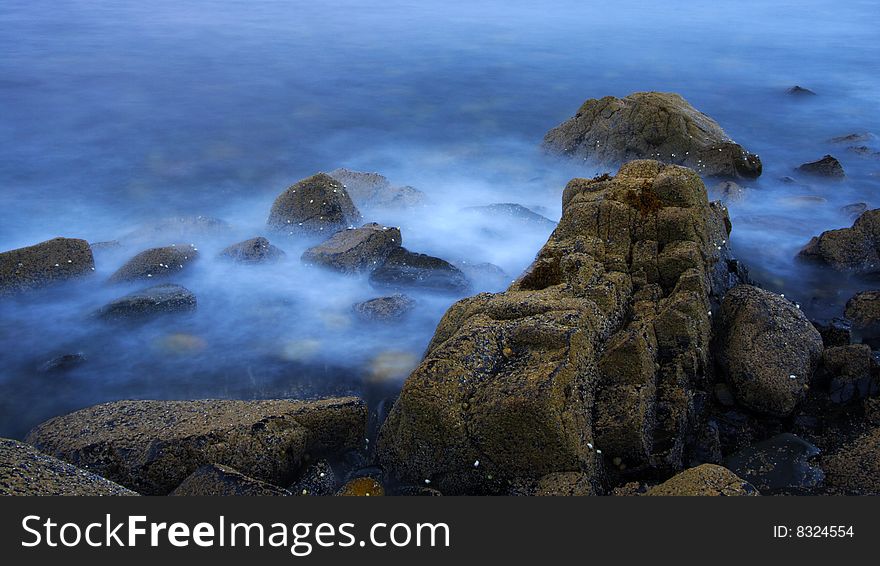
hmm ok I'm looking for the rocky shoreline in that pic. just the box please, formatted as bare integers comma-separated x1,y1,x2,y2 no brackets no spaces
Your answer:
2,91,879,496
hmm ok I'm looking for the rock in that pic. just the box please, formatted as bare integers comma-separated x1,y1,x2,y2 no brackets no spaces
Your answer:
353,294,415,322
302,223,401,273
0,438,137,496
542,92,762,179
786,85,816,96
454,261,511,291
290,460,338,496
842,202,868,219
844,290,880,347
378,160,744,494
811,318,852,348
709,180,746,203
822,426,880,494
717,285,823,416
108,244,199,283
0,237,95,294
644,464,758,496
219,237,285,264
267,173,362,234
336,476,384,496
798,209,880,274
38,353,87,373
461,203,557,229
170,464,291,496
26,397,366,495
724,433,824,494
796,155,845,178
847,145,879,157
526,472,598,496
821,344,879,403
328,168,426,209
369,247,471,294
830,133,871,144
95,284,196,321
120,216,231,247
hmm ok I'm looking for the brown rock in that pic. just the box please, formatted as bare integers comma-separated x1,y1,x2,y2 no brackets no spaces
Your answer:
302,223,401,273
267,173,361,235
108,244,198,284
0,237,94,294
645,464,758,496
219,237,285,264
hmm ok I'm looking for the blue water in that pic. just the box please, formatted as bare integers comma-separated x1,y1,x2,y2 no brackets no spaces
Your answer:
1,0,879,437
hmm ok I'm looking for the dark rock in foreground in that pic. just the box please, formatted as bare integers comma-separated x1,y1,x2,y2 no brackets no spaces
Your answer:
369,247,470,294
645,464,757,496
542,92,762,179
219,237,285,264
0,438,138,496
723,433,823,494
25,397,366,495
108,244,199,283
302,223,401,273
267,173,361,235
0,237,94,295
95,283,196,321
796,155,845,178
353,294,415,322
170,464,292,496
717,285,823,416
798,209,880,274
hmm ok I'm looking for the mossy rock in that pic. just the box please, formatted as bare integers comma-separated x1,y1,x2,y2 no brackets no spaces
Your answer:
645,464,758,496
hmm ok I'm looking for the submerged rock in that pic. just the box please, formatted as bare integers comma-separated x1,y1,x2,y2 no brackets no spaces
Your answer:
0,237,95,294
328,168,426,209
95,283,196,321
842,202,868,219
829,132,872,144
353,294,415,322
0,438,137,496
796,155,845,178
108,244,199,283
219,237,285,264
267,173,361,234
798,209,880,275
542,92,762,179
38,352,87,374
170,464,291,496
723,433,824,494
378,160,744,494
302,223,401,273
25,397,366,495
786,85,816,96
717,285,823,417
645,464,757,496
369,247,470,294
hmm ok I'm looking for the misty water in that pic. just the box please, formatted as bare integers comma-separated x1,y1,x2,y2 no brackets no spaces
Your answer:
1,0,879,438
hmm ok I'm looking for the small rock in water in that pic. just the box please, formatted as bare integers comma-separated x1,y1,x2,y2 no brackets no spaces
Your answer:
108,244,198,283
786,85,816,96
780,195,827,207
841,202,868,219
796,155,845,178
0,237,95,294
798,209,880,275
724,433,824,494
353,294,415,322
38,353,87,374
302,223,401,273
369,247,471,294
267,173,361,234
95,284,197,322
219,236,285,264
829,132,872,144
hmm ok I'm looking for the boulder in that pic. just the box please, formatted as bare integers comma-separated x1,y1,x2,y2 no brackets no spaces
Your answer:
302,223,401,273
328,168,426,209
267,173,361,234
219,237,285,264
26,397,366,495
170,464,291,496
821,344,879,403
353,294,415,322
108,244,199,283
822,426,880,495
95,284,196,321
798,210,880,274
796,155,845,178
717,285,823,416
369,247,471,294
0,237,95,294
378,160,743,494
644,464,757,496
811,318,852,348
542,92,762,179
723,433,824,494
844,290,880,347
0,438,137,496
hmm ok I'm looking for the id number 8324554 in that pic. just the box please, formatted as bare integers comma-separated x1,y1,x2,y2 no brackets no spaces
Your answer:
773,526,854,538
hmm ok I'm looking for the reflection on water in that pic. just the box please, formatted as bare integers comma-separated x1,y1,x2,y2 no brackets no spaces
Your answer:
1,0,879,437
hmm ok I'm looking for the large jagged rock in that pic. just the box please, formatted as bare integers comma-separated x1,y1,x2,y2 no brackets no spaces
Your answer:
716,285,823,417
542,92,762,179
378,160,742,494
0,438,137,496
0,237,95,294
644,464,757,496
798,209,880,274
328,168,426,209
267,173,362,234
108,244,199,283
302,223,401,273
26,397,366,495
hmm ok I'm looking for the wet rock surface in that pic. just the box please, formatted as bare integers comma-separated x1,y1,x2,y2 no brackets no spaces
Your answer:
0,438,138,496
108,244,199,283
644,464,758,496
820,344,880,403
95,284,197,321
290,459,339,496
267,173,361,234
798,209,880,274
796,155,845,178
724,433,823,494
170,463,292,496
302,223,401,273
25,397,366,495
0,237,95,294
369,247,470,294
219,237,285,264
353,294,415,322
542,92,762,179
